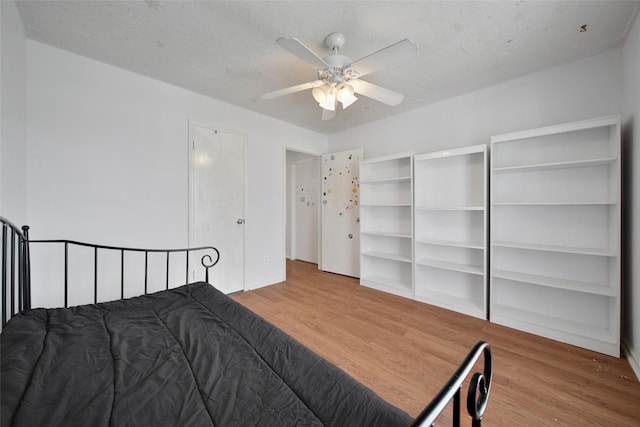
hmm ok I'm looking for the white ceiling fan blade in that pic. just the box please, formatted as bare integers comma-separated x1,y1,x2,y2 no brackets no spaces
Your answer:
261,80,323,100
321,107,336,121
277,37,329,69
350,80,405,106
350,39,418,78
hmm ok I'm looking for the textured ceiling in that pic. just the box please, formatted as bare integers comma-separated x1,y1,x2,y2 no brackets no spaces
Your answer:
16,1,640,134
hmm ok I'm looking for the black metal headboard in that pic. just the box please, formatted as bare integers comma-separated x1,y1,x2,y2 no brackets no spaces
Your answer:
1,217,31,327
1,217,220,326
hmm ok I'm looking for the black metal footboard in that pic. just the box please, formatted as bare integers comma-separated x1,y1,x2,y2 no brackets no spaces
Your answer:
1,217,220,325
410,340,492,427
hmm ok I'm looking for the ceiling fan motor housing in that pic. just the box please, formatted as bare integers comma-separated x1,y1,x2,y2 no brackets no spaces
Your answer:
324,32,346,51
321,54,354,84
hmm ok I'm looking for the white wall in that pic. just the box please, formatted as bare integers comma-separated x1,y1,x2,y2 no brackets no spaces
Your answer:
26,40,327,303
329,49,622,157
0,0,27,225
622,13,640,377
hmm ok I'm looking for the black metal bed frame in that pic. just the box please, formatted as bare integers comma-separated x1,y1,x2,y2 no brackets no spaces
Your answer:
0,216,492,426
1,217,219,327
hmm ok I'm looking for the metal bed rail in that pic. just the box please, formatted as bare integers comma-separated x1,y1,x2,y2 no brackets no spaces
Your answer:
410,340,492,427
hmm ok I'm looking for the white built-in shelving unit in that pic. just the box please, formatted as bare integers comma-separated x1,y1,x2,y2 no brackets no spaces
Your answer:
490,115,621,357
359,152,414,298
413,145,488,319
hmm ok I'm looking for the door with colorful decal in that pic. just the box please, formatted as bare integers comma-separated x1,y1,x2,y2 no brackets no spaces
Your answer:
321,148,363,277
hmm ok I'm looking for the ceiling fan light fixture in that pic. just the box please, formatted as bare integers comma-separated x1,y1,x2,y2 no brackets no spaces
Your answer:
319,87,337,111
341,94,358,109
337,84,358,109
319,95,336,111
312,85,329,104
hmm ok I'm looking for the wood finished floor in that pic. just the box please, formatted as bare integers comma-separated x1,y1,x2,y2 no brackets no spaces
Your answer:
231,260,640,426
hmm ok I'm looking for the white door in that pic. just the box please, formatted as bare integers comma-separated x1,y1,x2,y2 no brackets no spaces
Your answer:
189,122,245,294
293,157,319,263
321,148,363,277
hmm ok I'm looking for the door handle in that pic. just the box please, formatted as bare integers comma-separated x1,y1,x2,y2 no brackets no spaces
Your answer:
237,219,245,224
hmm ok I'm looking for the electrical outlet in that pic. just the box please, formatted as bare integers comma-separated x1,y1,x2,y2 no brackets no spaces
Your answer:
264,256,269,264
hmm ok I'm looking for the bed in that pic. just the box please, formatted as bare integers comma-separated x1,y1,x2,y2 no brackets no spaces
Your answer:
1,216,492,426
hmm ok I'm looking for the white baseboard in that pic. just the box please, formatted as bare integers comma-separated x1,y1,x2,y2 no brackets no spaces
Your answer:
246,275,284,291
622,339,640,382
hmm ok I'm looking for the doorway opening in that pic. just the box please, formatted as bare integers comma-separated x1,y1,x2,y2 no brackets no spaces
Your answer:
285,149,321,278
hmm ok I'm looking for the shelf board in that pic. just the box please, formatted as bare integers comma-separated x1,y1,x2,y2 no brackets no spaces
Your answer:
414,144,486,161
492,241,616,257
491,304,616,346
360,203,412,207
415,206,484,211
490,115,619,144
361,230,412,239
414,289,485,319
360,275,413,298
416,258,483,275
492,157,616,173
360,176,411,184
361,251,412,263
492,201,617,207
492,269,617,297
415,238,484,250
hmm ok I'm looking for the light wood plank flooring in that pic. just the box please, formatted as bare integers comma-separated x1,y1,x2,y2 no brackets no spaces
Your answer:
231,260,640,426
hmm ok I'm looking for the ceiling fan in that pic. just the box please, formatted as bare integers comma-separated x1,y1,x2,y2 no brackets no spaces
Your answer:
261,32,418,120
